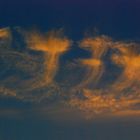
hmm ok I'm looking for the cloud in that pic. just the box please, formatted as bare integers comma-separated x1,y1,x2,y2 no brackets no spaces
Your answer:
68,88,140,119
0,27,140,120
26,30,72,87
0,86,16,97
111,42,140,91
0,27,11,39
76,36,112,89
67,36,140,120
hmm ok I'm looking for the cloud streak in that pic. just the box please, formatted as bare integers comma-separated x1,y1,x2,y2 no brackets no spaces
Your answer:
77,36,112,89
111,42,140,91
26,30,71,87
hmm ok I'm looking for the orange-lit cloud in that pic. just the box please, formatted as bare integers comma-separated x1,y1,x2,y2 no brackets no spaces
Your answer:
111,42,140,91
26,30,71,87
1,27,140,120
0,86,16,97
68,89,140,119
77,36,112,89
0,27,11,39
68,36,140,120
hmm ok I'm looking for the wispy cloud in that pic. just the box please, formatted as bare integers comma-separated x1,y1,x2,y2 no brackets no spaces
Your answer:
77,36,111,89
1,27,140,120
26,30,72,87
0,27,11,39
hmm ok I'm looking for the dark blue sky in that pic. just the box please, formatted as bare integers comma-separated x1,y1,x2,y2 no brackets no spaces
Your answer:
0,0,140,40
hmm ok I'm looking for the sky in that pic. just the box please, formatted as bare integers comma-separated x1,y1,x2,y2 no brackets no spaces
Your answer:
0,0,140,140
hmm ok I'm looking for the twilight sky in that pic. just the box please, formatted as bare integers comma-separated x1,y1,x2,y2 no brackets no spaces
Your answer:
0,0,140,140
